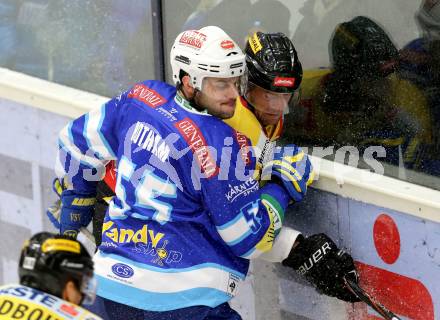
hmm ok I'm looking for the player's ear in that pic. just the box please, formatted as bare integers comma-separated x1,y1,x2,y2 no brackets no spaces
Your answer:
181,74,196,97
63,280,83,305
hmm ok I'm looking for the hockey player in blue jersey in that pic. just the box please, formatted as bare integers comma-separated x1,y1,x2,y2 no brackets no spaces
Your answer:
81,31,304,248
51,26,359,319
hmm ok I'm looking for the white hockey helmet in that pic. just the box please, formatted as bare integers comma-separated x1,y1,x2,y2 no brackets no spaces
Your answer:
170,26,246,91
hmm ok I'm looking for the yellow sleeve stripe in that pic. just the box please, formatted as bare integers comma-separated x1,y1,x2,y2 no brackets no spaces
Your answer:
306,169,315,186
271,160,302,180
283,151,305,163
276,167,303,193
404,138,419,162
255,200,275,253
262,160,303,193
54,179,63,196
362,137,404,146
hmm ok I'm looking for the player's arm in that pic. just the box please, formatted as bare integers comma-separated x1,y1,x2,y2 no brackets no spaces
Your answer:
242,144,315,261
203,141,360,301
204,144,313,261
49,94,123,237
257,146,360,301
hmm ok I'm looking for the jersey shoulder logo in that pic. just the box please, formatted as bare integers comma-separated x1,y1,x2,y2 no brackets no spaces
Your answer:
175,118,219,178
128,84,167,108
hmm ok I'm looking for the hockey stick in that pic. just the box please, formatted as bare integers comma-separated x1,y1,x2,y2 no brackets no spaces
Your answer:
344,277,402,320
80,226,96,245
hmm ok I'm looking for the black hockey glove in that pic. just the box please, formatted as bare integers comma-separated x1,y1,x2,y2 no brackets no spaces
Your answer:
282,233,361,302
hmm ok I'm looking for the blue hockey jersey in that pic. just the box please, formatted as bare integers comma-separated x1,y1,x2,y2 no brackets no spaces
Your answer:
56,80,291,311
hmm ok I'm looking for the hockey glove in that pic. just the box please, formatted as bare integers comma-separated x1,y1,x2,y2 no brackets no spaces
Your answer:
46,178,95,238
46,178,67,229
261,144,314,203
282,233,360,302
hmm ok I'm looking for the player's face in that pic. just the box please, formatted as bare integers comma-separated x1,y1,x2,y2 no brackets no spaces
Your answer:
196,77,241,119
248,86,292,126
63,280,83,305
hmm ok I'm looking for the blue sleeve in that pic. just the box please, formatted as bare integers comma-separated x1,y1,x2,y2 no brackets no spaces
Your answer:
56,94,123,193
201,141,291,260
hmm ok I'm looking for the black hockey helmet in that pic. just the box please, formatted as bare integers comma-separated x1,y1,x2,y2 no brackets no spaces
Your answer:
245,32,303,93
331,16,398,77
19,232,96,304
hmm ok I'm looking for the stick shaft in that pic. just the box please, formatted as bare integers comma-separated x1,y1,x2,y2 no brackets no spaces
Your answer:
344,278,401,320
80,227,96,245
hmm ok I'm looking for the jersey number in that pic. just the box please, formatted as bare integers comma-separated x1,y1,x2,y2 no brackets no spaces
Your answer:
109,156,176,224
242,201,262,234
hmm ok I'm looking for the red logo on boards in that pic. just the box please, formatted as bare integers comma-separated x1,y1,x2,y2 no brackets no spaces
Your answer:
175,118,219,178
273,77,295,87
128,84,166,108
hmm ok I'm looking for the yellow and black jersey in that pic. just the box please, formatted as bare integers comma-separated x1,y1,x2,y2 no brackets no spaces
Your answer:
224,96,283,177
0,284,102,320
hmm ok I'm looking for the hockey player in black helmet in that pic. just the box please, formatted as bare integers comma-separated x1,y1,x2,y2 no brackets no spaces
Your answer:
226,32,361,303
246,32,303,93
0,232,102,319
241,31,302,128
225,31,303,168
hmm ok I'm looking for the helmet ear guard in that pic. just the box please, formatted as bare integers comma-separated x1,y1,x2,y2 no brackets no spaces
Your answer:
19,232,95,304
170,26,246,91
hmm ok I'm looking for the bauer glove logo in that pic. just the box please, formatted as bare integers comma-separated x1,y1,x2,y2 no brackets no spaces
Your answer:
297,241,332,276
